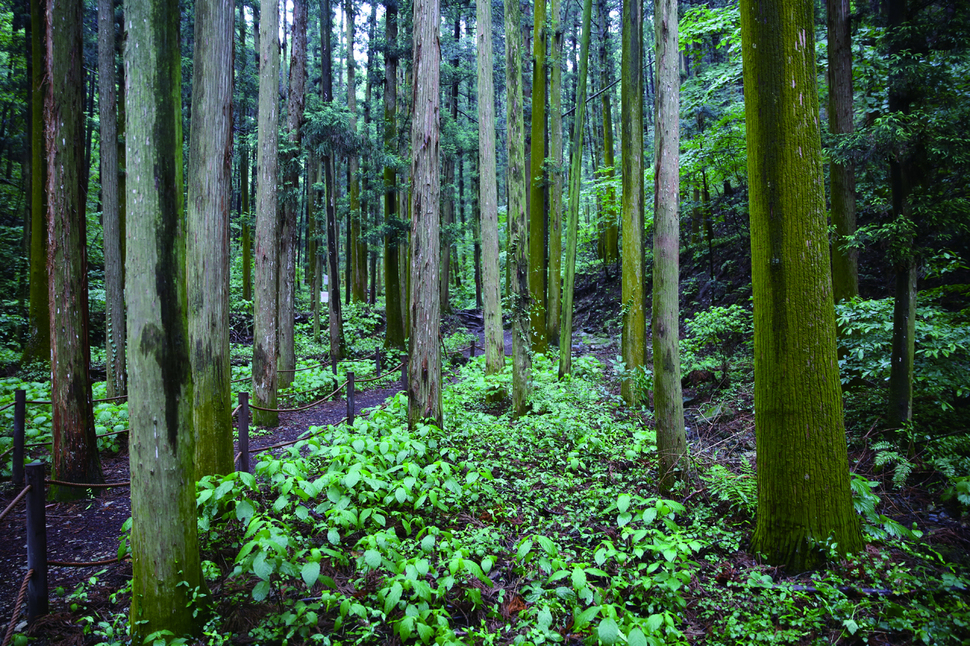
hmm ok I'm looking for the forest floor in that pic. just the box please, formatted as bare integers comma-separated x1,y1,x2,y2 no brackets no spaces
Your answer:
2,268,969,645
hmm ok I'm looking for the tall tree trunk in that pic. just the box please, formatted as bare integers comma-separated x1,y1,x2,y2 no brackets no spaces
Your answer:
439,15,459,315
886,0,916,430
529,0,548,352
125,0,204,636
652,0,686,493
239,0,252,303
827,0,858,302
506,0,532,416
187,0,234,477
740,0,863,570
620,0,645,405
23,0,48,366
383,0,405,350
322,0,345,360
47,0,103,502
347,0,366,303
279,0,307,388
558,0,591,380
598,0,618,267
408,0,442,427
253,0,280,427
546,0,563,348
477,0,504,375
309,160,320,341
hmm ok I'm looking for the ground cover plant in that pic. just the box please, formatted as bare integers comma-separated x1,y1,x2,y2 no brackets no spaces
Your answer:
15,344,961,646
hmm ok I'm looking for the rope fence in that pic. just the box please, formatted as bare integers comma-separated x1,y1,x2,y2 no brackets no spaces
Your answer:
2,568,32,646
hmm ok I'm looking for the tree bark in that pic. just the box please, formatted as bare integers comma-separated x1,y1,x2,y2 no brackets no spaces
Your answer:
383,0,405,351
321,0,345,361
279,0,307,388
598,0,617,267
23,0,48,366
253,0,280,427
529,0,548,353
620,0,645,405
506,0,532,416
558,0,591,380
546,0,563,349
347,0,366,303
408,0,442,428
46,0,103,501
125,0,204,636
827,0,858,302
477,0,505,376
187,0,234,477
652,0,686,493
740,0,863,570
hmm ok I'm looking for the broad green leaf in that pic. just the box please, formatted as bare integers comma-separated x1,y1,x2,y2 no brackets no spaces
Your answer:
537,607,553,631
252,552,274,580
252,579,270,601
628,627,649,646
420,534,436,553
301,561,320,588
345,470,361,488
235,500,255,522
571,567,587,590
517,539,534,562
364,549,381,569
573,606,600,631
416,622,434,644
327,528,340,545
646,613,664,633
597,617,620,645
384,581,403,614
617,493,632,513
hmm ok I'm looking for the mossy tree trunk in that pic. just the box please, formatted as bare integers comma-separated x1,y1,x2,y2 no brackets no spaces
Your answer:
383,0,405,351
253,0,280,427
558,0,592,380
239,3,252,304
347,0,367,304
278,0,307,389
477,0,505,376
506,0,532,416
125,0,204,636
620,0,644,405
439,15,458,316
529,0,548,353
187,0,234,477
597,0,617,268
740,0,863,570
546,0,563,350
652,0,686,493
408,0,442,428
23,0,48,367
47,0,103,501
98,0,125,398
827,0,858,302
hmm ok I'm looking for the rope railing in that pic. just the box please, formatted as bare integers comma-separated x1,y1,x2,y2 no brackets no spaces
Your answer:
249,380,348,414
48,554,128,567
2,568,33,646
0,401,13,413
0,485,30,524
46,479,130,489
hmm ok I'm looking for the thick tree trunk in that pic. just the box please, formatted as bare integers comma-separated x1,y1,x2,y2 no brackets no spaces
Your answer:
546,0,563,349
439,16,459,316
827,0,858,302
321,0,345,360
506,0,532,416
23,0,48,366
529,0,548,353
558,0,591,380
279,0,307,388
477,0,505,376
125,0,204,636
187,0,234,477
253,0,280,427
347,0,366,304
383,0,405,351
740,0,863,570
652,0,686,493
46,0,103,502
598,0,618,267
408,0,442,428
620,0,645,405
239,2,252,304
98,28,126,393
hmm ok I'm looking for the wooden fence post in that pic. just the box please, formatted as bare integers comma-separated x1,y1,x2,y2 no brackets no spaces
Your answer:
13,389,25,487
401,358,408,390
470,338,476,358
238,392,250,474
25,461,48,621
347,372,355,426
375,350,381,377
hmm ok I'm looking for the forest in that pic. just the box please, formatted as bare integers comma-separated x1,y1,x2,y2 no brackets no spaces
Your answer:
0,0,969,643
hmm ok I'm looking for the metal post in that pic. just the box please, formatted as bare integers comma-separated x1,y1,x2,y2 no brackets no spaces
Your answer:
347,372,355,426
13,389,25,486
25,462,48,621
238,392,251,474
